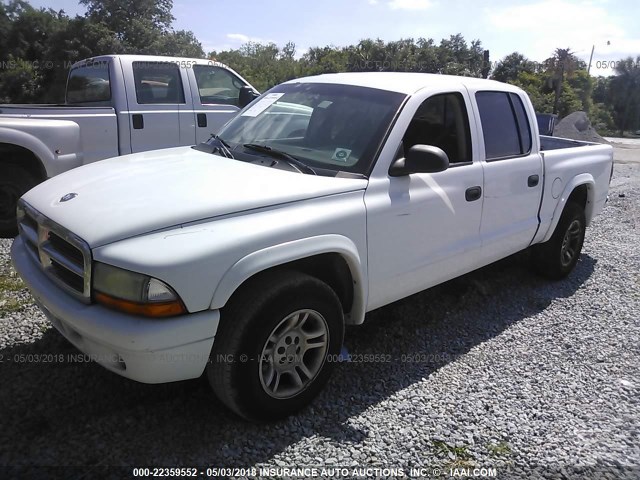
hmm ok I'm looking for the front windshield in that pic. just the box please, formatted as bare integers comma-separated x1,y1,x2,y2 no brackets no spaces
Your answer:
210,82,406,175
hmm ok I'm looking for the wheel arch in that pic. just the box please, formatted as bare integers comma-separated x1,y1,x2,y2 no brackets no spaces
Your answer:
0,141,48,181
541,175,594,243
210,235,367,325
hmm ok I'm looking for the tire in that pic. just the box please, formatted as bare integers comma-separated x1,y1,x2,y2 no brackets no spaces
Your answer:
532,201,586,280
0,165,39,238
207,270,344,421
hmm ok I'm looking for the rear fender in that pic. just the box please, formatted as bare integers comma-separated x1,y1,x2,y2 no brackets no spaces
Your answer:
0,120,81,176
541,174,594,243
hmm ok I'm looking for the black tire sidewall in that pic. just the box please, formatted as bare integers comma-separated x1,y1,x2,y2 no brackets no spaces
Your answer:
212,274,344,420
535,202,586,279
0,166,38,237
554,202,586,275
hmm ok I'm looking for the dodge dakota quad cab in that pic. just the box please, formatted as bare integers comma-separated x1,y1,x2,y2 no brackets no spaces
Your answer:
0,54,258,236
11,72,613,420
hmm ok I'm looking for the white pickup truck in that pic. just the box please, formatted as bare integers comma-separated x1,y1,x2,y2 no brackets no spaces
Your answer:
11,72,613,420
0,54,258,236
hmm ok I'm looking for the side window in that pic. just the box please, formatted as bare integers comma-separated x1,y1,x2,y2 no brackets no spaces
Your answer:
193,65,244,106
402,92,472,163
510,93,532,153
475,91,531,160
66,61,111,103
133,62,185,104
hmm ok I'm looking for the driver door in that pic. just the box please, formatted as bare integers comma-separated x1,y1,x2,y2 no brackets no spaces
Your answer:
188,65,250,143
364,90,484,310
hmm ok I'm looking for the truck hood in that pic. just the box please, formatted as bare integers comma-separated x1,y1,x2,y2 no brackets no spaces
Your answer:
22,146,368,247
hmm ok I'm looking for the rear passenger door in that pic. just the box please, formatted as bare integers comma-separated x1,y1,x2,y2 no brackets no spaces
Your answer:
124,60,187,153
474,90,543,262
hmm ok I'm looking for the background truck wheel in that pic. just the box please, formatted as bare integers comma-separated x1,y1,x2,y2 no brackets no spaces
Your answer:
0,166,38,238
207,270,344,421
532,201,586,280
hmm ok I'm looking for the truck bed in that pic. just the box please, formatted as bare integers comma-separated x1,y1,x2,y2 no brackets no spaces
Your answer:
535,135,613,244
0,104,119,164
540,135,606,151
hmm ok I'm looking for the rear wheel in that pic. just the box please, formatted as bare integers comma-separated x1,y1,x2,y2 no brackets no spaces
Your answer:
206,270,344,421
532,201,586,279
0,165,38,238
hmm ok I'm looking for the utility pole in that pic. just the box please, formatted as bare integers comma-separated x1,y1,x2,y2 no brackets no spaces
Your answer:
587,45,595,75
587,40,610,75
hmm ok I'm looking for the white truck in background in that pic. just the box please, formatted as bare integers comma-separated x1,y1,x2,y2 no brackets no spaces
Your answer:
0,54,258,236
12,73,613,420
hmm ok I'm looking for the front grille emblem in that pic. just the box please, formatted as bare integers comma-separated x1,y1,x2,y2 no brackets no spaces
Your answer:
60,193,78,202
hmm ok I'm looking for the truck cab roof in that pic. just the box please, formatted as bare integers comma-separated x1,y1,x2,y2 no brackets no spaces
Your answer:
71,54,232,69
284,72,524,95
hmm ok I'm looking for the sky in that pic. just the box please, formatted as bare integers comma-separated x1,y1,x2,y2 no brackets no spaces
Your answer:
29,0,640,76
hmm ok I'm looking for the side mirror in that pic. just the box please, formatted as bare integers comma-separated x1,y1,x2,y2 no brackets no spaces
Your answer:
389,145,450,177
238,86,260,108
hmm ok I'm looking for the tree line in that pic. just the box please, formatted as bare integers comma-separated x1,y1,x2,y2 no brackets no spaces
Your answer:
491,50,639,136
0,0,203,103
1,0,638,135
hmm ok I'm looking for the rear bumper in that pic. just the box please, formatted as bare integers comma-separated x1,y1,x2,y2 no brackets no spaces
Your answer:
11,237,219,383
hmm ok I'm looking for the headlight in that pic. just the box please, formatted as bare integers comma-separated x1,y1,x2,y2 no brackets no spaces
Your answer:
92,262,186,317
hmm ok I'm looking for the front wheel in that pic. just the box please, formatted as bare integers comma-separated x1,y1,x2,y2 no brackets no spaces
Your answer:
531,201,586,279
206,271,344,421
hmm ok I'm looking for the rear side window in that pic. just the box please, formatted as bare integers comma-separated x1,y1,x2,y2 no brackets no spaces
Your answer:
475,91,532,160
67,61,111,103
133,62,185,104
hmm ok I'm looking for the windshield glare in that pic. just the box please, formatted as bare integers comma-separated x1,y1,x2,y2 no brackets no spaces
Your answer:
212,82,406,175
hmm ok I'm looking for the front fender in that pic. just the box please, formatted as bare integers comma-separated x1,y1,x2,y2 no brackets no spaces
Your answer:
210,234,368,325
541,173,595,243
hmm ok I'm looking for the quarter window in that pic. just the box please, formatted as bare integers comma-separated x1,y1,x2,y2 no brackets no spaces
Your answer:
133,62,185,104
510,93,532,154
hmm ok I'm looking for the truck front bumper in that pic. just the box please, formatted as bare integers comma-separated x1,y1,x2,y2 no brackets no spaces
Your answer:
11,237,220,384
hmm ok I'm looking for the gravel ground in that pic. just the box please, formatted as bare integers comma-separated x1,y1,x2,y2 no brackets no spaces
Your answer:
0,161,638,480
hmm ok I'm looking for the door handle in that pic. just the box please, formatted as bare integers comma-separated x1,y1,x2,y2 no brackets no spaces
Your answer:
465,186,482,202
197,113,207,128
528,174,539,187
132,114,144,129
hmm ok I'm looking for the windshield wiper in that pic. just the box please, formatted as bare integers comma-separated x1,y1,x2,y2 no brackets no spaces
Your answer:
243,143,316,175
209,134,234,159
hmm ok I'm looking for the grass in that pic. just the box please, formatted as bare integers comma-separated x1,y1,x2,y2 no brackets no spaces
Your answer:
437,440,513,472
433,440,472,458
0,297,27,315
0,272,25,292
0,269,28,315
433,440,474,468
488,441,512,457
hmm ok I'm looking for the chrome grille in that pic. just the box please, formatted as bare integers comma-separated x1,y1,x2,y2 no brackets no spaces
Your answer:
17,200,92,303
